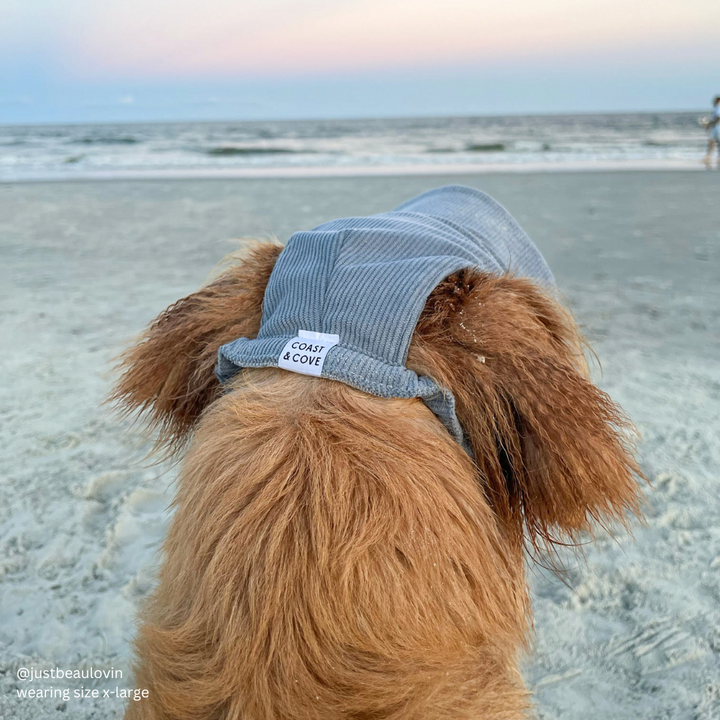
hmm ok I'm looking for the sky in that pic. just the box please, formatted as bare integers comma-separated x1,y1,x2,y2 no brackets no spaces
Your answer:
1,0,718,124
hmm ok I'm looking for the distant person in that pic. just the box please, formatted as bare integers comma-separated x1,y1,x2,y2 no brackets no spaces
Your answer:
702,95,720,168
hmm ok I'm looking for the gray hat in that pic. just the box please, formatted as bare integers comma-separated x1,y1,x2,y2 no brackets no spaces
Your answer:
217,185,554,450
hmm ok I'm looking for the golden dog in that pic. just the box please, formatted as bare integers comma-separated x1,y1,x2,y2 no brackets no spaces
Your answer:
113,241,642,720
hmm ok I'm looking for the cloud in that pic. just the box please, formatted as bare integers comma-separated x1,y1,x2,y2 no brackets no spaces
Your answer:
59,0,718,80
0,95,33,106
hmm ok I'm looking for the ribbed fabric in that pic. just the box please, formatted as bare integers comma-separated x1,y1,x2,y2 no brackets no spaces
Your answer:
217,185,554,450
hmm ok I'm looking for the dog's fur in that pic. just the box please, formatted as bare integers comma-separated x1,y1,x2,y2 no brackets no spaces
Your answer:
113,241,642,720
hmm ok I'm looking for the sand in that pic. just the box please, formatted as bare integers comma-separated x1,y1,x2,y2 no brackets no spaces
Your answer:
1,172,718,719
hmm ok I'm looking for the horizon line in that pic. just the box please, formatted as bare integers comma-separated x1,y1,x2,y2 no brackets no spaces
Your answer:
0,106,706,129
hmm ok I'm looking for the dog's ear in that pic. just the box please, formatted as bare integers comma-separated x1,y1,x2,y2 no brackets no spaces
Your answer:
407,270,643,552
111,241,282,450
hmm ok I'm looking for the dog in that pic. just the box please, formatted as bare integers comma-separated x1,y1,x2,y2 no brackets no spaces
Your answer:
113,186,642,720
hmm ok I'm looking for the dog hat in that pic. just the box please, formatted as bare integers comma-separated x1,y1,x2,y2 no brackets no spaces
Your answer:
216,185,554,450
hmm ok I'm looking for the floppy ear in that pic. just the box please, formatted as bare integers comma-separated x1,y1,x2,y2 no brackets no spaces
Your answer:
111,241,282,450
407,269,643,552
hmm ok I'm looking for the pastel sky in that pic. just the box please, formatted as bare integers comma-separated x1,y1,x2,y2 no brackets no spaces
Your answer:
1,0,718,123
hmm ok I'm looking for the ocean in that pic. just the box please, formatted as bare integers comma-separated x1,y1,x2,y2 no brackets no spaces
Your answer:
0,112,710,181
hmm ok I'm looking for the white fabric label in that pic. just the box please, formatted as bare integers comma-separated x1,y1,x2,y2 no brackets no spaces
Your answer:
278,329,340,377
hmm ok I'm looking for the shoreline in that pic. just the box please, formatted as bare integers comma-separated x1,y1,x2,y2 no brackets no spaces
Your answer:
1,158,713,184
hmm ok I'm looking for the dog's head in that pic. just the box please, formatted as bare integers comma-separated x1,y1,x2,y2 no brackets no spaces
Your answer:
112,240,641,554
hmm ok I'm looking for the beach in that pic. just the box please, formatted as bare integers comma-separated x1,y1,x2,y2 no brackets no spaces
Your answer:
1,170,719,719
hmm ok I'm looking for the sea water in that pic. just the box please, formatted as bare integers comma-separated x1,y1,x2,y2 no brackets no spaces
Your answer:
0,112,708,181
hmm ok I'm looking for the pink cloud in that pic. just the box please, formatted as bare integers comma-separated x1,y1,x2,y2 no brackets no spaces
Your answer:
63,0,718,80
